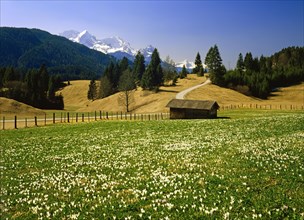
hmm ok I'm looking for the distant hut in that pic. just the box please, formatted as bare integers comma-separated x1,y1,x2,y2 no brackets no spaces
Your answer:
166,99,219,119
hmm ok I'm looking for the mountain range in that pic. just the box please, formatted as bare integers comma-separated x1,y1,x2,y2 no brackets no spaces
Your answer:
59,30,198,70
59,30,155,63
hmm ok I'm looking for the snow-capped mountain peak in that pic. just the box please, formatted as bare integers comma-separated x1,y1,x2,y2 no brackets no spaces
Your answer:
97,36,136,55
176,59,195,69
74,30,97,48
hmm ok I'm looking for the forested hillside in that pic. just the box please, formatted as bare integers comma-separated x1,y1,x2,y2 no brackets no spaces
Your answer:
224,46,304,98
0,27,115,79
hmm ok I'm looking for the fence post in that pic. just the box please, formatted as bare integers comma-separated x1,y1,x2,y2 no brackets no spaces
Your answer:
67,112,70,123
106,112,108,120
76,113,78,122
121,112,123,120
100,111,102,120
14,116,17,129
95,111,97,121
82,113,84,122
34,116,37,126
53,113,55,124
2,116,5,130
44,114,47,126
25,118,27,128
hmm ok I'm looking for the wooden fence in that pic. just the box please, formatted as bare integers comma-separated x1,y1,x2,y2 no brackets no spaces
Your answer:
1,111,170,130
1,104,303,130
219,103,304,110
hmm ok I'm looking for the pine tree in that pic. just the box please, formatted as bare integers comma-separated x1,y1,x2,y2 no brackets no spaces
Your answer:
180,65,188,79
99,76,113,98
141,65,153,90
120,57,129,73
205,45,225,85
193,52,203,74
140,48,163,90
38,64,49,95
87,79,97,101
244,52,254,71
236,53,245,73
47,75,56,100
133,51,145,82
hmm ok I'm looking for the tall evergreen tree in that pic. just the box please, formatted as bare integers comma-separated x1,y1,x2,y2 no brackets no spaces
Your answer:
141,65,153,90
205,45,225,85
38,64,49,96
180,65,188,79
87,79,97,101
236,53,245,72
47,75,56,99
133,51,146,82
99,76,113,98
193,52,203,74
120,57,129,73
141,48,163,90
244,52,254,71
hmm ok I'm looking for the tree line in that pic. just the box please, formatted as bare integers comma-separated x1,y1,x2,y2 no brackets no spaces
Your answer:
191,45,303,99
88,48,184,112
0,65,64,109
224,46,304,98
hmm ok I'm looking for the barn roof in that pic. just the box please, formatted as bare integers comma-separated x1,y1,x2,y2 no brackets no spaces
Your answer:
166,99,219,110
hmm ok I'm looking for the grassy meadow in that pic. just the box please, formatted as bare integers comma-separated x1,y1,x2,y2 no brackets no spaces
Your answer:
1,110,304,219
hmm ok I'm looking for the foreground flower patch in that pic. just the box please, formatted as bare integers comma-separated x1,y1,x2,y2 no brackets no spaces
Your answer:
1,111,303,219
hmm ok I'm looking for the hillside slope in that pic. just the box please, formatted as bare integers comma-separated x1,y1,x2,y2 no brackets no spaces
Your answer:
0,27,114,79
0,97,45,117
62,75,207,112
60,76,303,113
186,82,304,106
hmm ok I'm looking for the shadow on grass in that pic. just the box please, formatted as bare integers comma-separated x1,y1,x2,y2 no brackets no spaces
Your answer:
215,116,231,119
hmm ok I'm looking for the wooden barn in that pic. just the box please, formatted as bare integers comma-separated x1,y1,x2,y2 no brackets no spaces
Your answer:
166,99,219,119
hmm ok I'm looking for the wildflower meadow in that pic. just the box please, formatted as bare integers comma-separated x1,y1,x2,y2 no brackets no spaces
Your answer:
1,110,303,219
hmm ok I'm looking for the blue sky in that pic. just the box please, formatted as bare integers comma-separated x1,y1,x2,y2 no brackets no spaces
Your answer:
1,0,303,68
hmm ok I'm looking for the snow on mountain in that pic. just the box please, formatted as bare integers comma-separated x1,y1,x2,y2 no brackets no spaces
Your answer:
60,30,138,61
60,30,200,67
139,45,155,63
176,59,196,70
59,30,80,40
95,36,137,56
74,30,97,48
175,59,207,72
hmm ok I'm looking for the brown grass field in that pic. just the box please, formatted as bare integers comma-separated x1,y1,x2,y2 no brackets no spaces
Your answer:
185,81,304,107
0,97,45,117
0,75,303,121
65,75,208,113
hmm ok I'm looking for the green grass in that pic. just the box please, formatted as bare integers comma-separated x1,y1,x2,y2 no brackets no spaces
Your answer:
1,110,304,219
